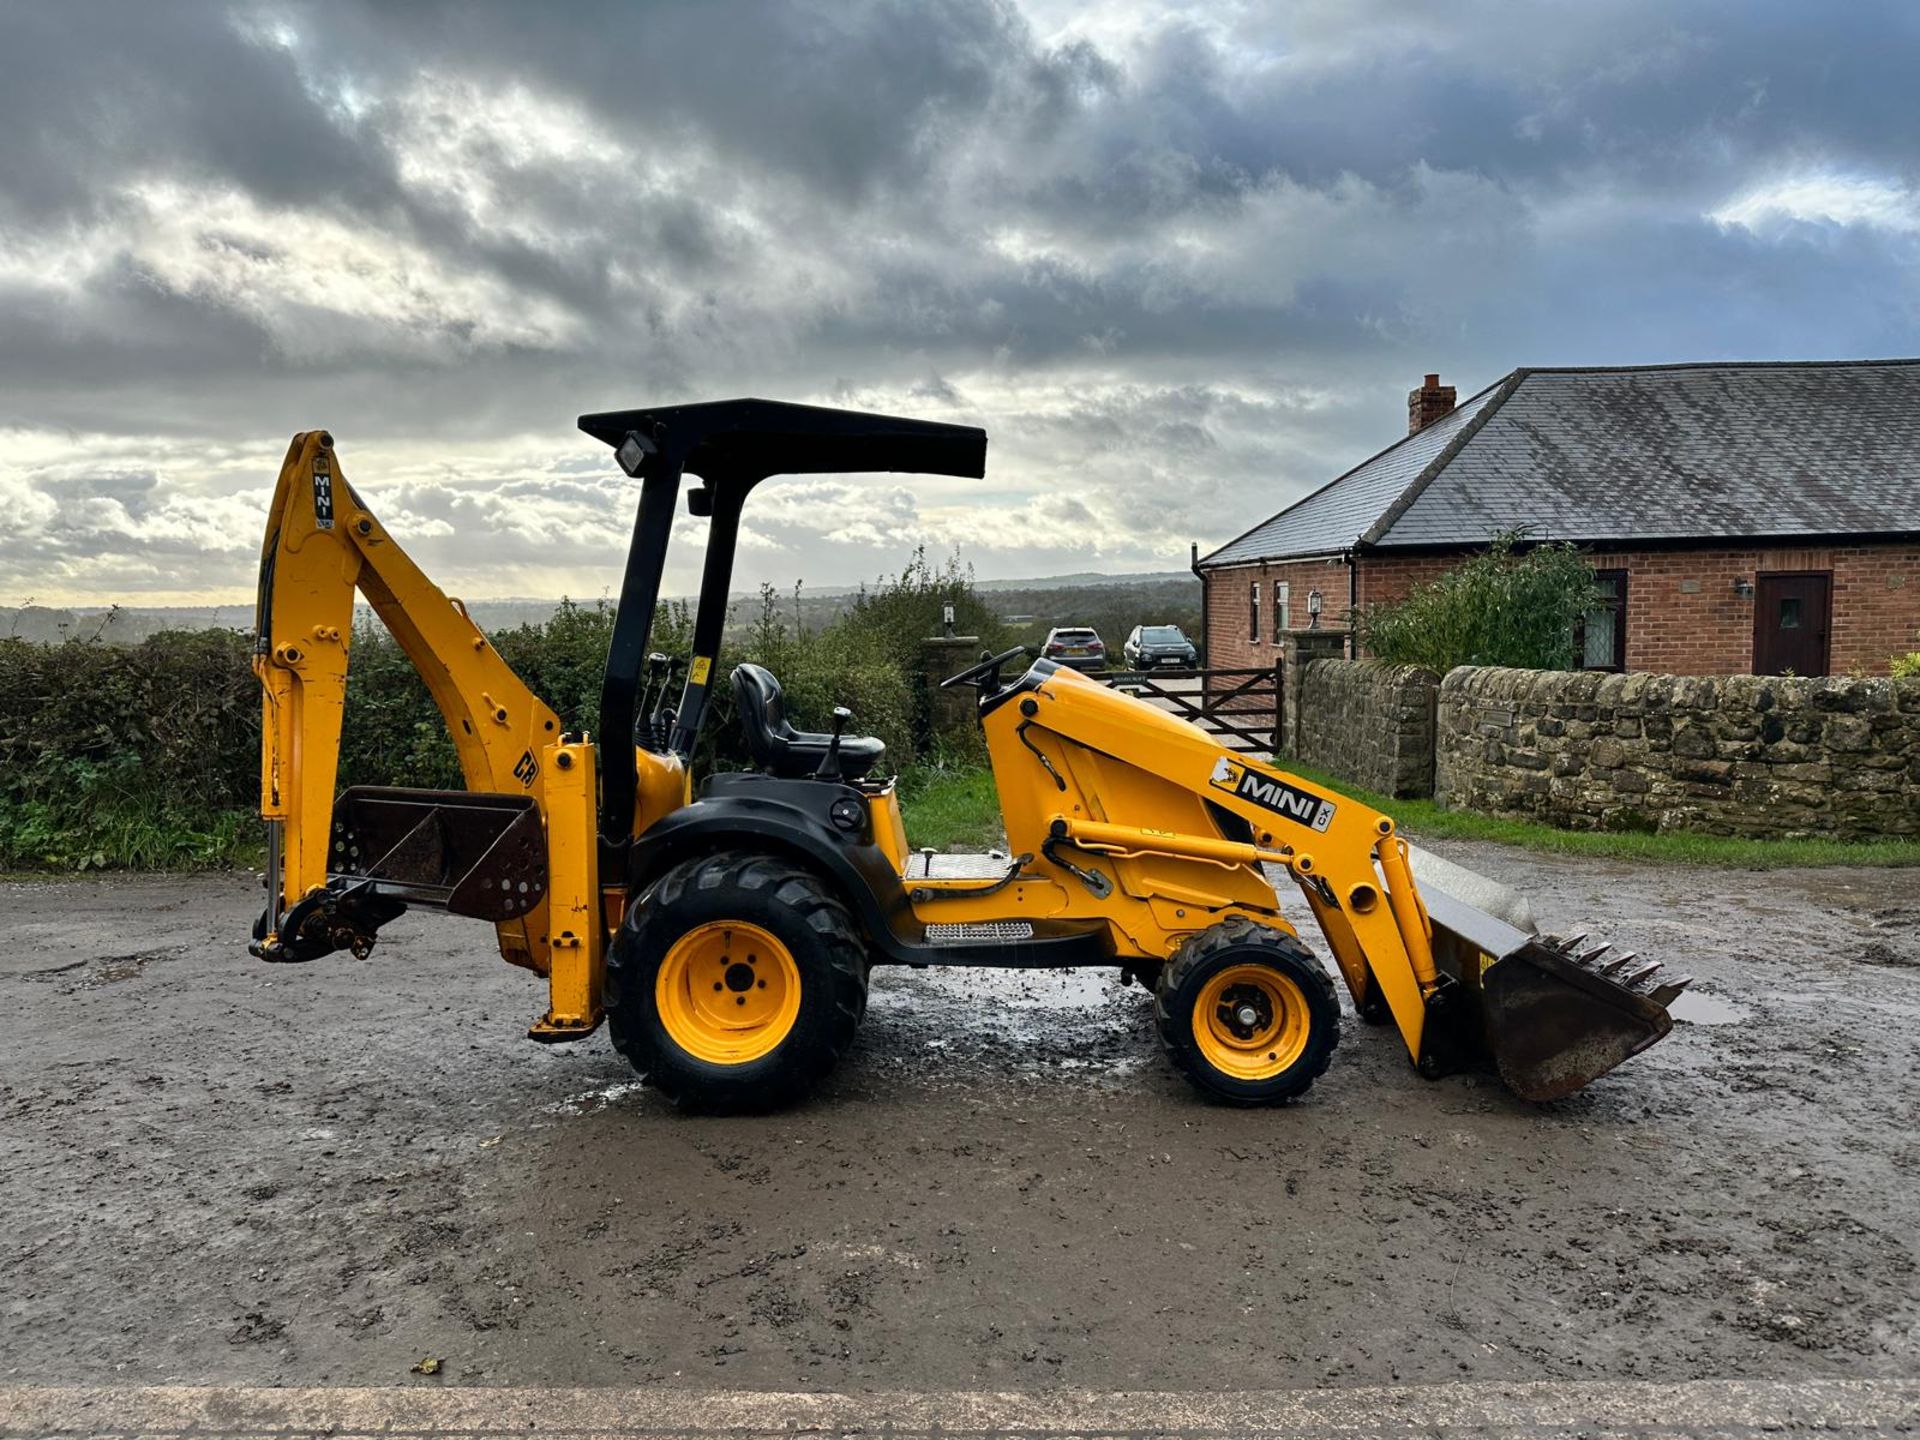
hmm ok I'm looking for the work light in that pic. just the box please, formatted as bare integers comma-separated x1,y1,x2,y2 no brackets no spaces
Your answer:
616,430,655,477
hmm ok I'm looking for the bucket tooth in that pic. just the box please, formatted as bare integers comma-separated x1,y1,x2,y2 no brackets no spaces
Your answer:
1560,931,1591,953
1599,950,1638,975
1621,960,1663,988
1576,943,1613,967
1649,975,1693,1006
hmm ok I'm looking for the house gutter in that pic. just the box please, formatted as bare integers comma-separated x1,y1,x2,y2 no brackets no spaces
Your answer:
1190,541,1208,663
1193,551,1350,573
1345,547,1358,647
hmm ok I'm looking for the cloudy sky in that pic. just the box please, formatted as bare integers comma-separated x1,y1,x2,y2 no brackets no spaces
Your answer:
3,1,1917,605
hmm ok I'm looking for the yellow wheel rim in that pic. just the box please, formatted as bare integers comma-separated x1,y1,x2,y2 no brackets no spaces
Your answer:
655,921,802,1065
1192,963,1312,1080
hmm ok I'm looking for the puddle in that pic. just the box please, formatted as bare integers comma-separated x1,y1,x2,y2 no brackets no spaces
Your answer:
869,965,1125,1013
547,1080,648,1114
1668,990,1749,1026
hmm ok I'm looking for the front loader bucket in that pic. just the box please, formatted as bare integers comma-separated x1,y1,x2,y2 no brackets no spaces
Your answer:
1407,847,1688,1101
1480,935,1685,1101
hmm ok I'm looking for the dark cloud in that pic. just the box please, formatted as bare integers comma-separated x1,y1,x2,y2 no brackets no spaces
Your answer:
0,0,1914,600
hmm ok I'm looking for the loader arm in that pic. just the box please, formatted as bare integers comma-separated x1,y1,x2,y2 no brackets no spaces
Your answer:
252,430,565,974
980,662,1685,1098
1163,749,1687,1096
1169,757,1453,1069
992,668,1447,1064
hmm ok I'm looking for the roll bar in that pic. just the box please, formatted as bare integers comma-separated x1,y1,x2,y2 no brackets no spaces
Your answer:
578,398,988,845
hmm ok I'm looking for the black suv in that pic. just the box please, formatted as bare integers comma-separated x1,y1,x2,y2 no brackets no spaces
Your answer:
1123,624,1198,669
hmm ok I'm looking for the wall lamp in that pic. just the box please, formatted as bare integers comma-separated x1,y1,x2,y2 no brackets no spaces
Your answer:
1307,589,1323,628
1732,577,1755,600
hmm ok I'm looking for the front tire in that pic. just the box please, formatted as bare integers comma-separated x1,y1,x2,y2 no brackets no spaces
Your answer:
1155,918,1340,1105
606,853,867,1113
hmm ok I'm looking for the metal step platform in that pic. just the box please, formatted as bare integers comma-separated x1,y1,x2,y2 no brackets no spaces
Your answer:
923,920,1036,945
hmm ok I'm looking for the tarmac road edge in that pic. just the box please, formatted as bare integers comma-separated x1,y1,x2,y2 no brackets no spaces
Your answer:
0,1378,1917,1437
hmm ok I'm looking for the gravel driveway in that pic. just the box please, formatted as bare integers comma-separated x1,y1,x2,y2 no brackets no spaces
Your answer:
2,843,1917,1393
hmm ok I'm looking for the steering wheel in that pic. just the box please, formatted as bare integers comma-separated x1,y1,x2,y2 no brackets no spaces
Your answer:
940,644,1033,691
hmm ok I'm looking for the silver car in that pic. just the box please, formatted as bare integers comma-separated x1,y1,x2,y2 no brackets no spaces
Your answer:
1042,626,1108,671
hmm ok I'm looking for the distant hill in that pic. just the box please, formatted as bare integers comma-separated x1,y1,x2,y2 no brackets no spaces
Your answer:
3,567,1204,651
1,604,257,645
972,570,1192,593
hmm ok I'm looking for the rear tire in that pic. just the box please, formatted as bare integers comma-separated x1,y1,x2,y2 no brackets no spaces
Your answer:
606,852,867,1113
1155,918,1340,1105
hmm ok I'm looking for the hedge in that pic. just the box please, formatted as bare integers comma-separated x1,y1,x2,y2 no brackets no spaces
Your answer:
0,552,1006,870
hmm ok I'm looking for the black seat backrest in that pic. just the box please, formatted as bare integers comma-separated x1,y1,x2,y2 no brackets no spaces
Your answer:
732,662,792,771
729,661,887,781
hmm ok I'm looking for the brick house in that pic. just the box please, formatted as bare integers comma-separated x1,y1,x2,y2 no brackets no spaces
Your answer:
1195,359,1920,677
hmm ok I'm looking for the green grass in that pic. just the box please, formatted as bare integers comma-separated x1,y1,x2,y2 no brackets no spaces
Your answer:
897,764,1006,853
1273,757,1920,869
896,757,1920,867
0,796,260,872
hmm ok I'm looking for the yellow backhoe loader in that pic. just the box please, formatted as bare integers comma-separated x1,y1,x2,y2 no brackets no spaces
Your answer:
250,400,1686,1110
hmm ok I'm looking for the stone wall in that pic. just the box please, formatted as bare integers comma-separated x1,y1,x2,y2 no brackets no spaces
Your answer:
1291,659,1440,798
920,635,984,749
1436,667,1920,839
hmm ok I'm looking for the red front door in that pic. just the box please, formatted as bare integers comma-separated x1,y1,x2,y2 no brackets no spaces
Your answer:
1753,572,1831,676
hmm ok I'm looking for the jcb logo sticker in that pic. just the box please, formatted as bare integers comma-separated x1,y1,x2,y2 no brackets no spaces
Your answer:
1209,757,1335,831
312,454,335,531
512,749,538,787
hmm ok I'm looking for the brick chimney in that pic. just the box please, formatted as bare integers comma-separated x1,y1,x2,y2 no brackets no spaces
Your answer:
1408,372,1456,434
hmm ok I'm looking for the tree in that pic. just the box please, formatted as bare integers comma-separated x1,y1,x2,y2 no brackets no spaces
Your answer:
1355,530,1603,673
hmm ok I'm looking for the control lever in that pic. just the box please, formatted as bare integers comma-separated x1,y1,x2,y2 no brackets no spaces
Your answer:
816,706,853,781
641,651,681,751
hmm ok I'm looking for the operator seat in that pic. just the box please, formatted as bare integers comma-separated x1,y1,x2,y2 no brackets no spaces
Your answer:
731,663,886,782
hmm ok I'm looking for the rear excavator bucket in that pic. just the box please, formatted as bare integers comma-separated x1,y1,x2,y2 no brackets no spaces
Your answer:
1406,847,1689,1100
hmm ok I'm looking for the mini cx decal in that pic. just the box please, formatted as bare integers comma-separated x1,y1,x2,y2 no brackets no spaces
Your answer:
1208,757,1335,831
312,454,335,531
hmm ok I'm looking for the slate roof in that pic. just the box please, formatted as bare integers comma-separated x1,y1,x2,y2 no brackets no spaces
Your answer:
1201,359,1920,567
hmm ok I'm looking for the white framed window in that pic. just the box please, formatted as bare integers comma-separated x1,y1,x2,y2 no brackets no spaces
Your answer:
1274,580,1290,632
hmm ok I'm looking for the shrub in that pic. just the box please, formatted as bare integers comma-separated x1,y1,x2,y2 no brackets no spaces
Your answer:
1355,531,1603,673
1891,630,1920,679
0,630,259,868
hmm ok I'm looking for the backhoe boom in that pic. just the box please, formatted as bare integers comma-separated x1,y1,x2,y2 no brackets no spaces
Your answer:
251,431,580,998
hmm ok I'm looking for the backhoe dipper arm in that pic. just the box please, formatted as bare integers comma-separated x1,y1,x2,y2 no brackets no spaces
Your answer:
252,430,562,965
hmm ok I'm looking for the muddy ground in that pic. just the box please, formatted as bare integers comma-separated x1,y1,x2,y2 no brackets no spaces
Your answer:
2,844,1918,1392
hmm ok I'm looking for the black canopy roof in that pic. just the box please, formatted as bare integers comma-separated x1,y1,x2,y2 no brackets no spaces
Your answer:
578,397,987,481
